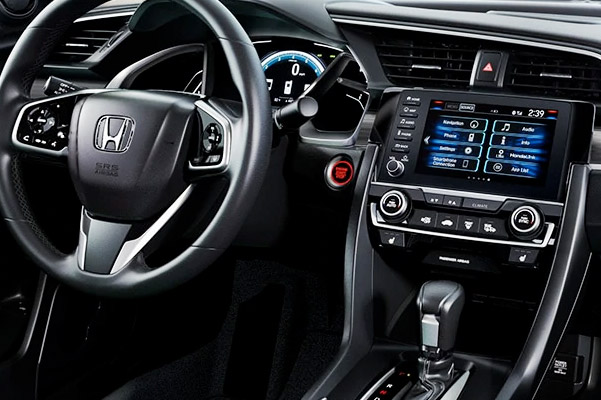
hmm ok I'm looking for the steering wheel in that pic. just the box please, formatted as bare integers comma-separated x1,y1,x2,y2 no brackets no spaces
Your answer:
0,0,272,297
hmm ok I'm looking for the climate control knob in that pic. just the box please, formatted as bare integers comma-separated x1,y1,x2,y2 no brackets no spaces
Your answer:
510,205,544,239
379,190,410,223
386,159,405,178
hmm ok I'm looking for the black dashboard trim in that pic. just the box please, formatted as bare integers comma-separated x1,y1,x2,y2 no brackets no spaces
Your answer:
330,15,601,93
302,144,379,400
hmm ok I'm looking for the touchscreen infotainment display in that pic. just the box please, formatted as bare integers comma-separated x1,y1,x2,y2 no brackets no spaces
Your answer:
416,100,558,186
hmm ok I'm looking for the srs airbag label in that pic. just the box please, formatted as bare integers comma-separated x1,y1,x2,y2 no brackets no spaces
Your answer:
95,163,119,177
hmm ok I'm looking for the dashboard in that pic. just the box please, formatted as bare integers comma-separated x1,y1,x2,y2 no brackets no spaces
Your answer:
24,2,601,399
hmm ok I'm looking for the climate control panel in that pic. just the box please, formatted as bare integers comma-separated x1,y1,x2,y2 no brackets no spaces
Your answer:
369,184,561,250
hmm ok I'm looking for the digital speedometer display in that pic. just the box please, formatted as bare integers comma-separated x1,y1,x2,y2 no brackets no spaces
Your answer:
261,50,326,105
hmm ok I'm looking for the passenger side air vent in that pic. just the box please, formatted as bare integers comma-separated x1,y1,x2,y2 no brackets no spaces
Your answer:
48,15,130,64
374,31,479,89
508,51,601,102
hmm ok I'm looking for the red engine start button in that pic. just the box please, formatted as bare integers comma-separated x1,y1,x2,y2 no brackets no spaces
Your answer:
326,157,354,189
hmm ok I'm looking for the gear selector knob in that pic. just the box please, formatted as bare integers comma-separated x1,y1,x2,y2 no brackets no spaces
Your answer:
417,281,465,359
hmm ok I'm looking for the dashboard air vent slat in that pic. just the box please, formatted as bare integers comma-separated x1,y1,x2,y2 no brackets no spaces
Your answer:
508,51,601,102
373,30,480,89
48,16,130,64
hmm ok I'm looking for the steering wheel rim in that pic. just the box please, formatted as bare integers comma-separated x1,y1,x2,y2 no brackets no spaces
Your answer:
0,0,272,297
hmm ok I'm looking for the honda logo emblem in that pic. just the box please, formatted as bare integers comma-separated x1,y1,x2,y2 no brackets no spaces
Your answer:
94,116,135,152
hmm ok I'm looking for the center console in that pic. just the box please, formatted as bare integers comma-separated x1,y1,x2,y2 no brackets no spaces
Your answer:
370,90,593,271
355,89,595,400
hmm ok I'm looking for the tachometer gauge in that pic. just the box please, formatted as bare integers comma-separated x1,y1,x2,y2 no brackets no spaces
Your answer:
261,50,326,105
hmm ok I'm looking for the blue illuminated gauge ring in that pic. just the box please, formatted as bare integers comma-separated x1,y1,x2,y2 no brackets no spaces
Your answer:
261,50,326,76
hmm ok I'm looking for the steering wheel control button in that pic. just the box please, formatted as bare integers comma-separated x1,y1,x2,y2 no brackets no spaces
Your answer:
380,230,406,248
437,214,458,231
409,209,437,228
27,107,56,135
325,157,354,189
386,159,405,178
479,218,508,238
379,190,409,222
424,193,444,206
462,197,503,212
206,155,222,164
510,205,543,238
202,123,222,153
509,247,540,265
443,195,462,208
17,97,76,153
458,215,480,234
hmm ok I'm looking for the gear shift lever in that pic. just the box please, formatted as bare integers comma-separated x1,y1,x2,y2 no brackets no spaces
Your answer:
417,280,465,360
406,281,465,400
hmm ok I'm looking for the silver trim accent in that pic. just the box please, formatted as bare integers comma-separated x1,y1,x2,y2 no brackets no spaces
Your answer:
440,370,470,400
313,42,344,52
358,367,396,400
74,185,194,274
109,185,194,274
331,18,601,64
188,100,232,172
11,89,111,157
412,64,442,70
371,181,564,207
511,205,542,234
75,10,135,23
540,72,572,79
371,203,555,248
77,209,87,268
421,313,440,347
379,190,408,218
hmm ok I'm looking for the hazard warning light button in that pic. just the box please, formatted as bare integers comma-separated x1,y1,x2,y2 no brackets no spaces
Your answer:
475,51,502,82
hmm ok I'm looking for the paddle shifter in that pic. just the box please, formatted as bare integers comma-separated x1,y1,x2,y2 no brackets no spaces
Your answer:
407,281,465,400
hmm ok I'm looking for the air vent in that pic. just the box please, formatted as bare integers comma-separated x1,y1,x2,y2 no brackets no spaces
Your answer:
49,15,130,64
374,31,479,89
508,51,601,102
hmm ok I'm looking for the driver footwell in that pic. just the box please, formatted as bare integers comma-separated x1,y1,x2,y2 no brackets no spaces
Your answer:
102,259,342,400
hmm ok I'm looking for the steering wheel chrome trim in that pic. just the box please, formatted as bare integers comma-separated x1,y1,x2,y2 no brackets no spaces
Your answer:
76,184,195,275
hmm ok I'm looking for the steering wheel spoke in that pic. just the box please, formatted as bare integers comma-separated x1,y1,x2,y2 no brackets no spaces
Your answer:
188,98,234,175
77,185,194,275
12,89,107,157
